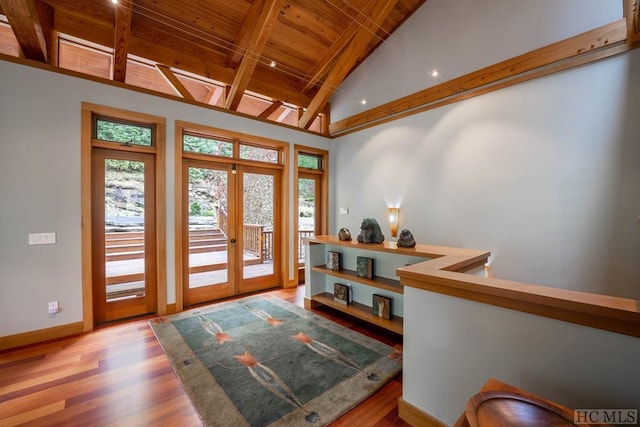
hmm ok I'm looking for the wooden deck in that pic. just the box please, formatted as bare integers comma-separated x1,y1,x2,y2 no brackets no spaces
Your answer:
105,228,274,299
106,251,272,300
104,227,309,299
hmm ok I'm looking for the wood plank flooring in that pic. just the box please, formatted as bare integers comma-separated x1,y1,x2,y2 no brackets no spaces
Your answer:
0,286,410,427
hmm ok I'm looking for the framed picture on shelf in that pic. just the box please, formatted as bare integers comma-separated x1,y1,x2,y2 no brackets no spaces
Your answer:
333,283,352,305
372,294,391,319
327,251,342,271
356,256,374,279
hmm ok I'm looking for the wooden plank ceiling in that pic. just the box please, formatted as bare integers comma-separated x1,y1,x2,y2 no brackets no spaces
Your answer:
0,0,425,131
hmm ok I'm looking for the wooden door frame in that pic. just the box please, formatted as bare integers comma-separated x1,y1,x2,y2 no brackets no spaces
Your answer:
293,145,328,285
81,102,166,332
91,148,158,323
174,121,289,312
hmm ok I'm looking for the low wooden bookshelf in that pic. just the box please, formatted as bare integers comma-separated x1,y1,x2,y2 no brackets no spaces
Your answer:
304,235,458,335
310,265,404,294
311,292,404,335
304,235,491,335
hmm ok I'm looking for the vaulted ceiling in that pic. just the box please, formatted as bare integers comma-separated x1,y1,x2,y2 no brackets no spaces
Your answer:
0,0,425,131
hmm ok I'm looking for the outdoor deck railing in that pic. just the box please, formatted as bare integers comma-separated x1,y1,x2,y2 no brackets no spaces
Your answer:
243,224,264,260
105,228,311,262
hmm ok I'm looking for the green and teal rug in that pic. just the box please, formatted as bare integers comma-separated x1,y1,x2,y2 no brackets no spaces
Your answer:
150,295,402,427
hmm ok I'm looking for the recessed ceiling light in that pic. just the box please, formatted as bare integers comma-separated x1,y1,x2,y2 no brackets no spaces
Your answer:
269,60,277,68
430,70,439,77
360,99,367,105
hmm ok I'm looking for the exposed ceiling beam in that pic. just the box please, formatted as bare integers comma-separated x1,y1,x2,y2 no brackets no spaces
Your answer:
275,107,292,123
226,0,263,69
204,85,225,106
112,0,132,83
299,0,398,129
224,0,283,111
258,100,283,119
0,0,50,62
301,0,380,94
156,64,196,101
38,0,54,62
329,19,630,136
53,9,314,108
625,0,639,42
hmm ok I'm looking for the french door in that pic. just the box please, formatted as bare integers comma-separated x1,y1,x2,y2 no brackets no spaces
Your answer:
92,148,157,323
182,160,281,306
239,165,280,294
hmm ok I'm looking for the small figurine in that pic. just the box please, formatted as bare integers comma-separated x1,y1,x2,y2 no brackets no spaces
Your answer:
338,228,352,241
356,218,385,244
396,229,416,248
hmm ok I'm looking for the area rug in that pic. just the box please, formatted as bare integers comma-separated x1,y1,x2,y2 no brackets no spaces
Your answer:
149,295,402,427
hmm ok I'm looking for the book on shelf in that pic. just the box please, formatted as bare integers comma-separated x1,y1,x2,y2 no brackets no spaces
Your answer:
333,283,352,305
327,251,342,271
356,256,374,279
372,294,391,319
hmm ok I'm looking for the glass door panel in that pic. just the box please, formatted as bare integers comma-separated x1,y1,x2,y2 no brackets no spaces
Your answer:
298,176,318,265
180,162,280,303
105,159,146,302
92,149,156,323
239,167,279,293
183,162,235,305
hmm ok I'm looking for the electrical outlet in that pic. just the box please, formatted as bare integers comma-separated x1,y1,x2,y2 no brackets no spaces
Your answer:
48,301,59,314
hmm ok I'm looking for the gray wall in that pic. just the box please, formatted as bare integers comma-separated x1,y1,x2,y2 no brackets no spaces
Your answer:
403,287,640,425
334,52,640,416
0,60,328,336
332,49,640,299
328,4,640,421
332,0,620,121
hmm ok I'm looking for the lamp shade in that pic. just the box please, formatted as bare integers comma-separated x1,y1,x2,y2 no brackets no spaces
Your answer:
388,207,399,238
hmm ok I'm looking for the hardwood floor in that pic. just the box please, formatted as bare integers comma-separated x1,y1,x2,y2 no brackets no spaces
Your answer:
0,286,410,427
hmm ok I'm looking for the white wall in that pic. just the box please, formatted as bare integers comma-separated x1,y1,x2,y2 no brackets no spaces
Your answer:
332,0,621,121
332,49,640,299
0,60,328,337
403,287,640,425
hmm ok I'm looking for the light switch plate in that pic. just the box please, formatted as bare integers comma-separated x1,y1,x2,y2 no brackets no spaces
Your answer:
28,232,56,245
339,207,349,215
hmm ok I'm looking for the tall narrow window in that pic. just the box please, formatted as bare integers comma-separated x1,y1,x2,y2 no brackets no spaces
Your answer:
295,147,328,283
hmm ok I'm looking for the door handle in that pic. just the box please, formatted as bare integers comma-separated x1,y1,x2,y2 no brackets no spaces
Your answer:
230,238,236,244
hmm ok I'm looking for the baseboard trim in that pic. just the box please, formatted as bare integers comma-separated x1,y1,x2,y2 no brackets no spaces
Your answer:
0,321,85,351
166,303,177,315
283,278,299,288
398,397,448,427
